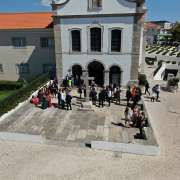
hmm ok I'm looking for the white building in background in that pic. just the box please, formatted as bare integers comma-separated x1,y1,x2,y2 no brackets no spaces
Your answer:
52,0,146,86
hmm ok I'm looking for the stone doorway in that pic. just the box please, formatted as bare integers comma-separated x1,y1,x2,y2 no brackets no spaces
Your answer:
72,65,82,86
110,66,122,86
88,61,104,86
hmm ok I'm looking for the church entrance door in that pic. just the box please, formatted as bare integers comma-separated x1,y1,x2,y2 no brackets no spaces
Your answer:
72,65,82,86
110,66,122,86
88,61,104,86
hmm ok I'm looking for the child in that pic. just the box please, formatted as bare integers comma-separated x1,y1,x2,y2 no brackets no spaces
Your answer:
151,92,156,102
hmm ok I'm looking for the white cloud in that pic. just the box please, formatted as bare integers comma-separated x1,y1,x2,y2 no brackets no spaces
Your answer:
40,0,51,7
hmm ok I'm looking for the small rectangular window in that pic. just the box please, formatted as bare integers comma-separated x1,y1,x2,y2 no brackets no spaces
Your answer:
16,63,29,74
0,64,3,73
71,30,81,52
12,37,26,47
40,37,54,48
89,0,102,9
111,29,122,52
90,28,102,52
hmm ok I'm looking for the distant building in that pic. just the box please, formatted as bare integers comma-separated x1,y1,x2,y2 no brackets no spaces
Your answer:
144,22,161,44
147,21,177,46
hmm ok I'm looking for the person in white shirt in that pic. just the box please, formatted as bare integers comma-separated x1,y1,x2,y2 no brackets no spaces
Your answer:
61,90,66,109
107,88,112,107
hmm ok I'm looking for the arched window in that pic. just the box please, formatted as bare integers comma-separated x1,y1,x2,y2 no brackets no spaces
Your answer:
90,27,102,52
71,30,81,52
111,29,122,52
88,0,102,9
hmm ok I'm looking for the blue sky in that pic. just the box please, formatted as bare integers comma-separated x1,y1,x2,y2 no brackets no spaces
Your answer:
0,0,179,22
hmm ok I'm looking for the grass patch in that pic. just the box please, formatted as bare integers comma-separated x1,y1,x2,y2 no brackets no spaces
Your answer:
0,74,50,116
0,91,15,101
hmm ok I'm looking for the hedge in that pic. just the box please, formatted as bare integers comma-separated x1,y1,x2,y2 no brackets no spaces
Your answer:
0,74,49,116
168,78,179,87
0,81,24,90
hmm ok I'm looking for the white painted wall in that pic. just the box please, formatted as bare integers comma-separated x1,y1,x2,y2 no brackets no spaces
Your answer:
53,0,137,85
55,0,136,16
62,54,132,85
58,15,134,85
0,29,55,81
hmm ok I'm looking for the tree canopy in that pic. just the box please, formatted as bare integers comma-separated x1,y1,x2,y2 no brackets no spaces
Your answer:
171,23,180,42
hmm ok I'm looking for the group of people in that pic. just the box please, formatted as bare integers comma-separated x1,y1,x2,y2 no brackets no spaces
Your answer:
144,82,161,102
124,105,147,130
30,80,73,111
78,83,121,107
125,85,142,108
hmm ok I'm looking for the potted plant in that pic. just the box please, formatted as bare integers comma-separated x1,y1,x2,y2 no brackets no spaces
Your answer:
167,78,179,92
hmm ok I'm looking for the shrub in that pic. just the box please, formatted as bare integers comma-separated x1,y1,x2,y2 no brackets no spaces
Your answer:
0,81,24,90
0,74,49,116
168,78,179,87
177,52,180,57
138,74,147,86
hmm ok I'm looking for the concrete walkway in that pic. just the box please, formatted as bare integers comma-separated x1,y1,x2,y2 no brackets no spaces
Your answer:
0,89,179,179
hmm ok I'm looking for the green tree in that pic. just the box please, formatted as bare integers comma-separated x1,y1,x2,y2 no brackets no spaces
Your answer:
171,23,180,42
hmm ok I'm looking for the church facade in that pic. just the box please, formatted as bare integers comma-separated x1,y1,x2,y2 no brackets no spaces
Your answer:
0,0,146,86
52,0,146,86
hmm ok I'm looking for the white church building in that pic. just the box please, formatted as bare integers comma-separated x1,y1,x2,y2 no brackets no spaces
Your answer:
52,0,146,86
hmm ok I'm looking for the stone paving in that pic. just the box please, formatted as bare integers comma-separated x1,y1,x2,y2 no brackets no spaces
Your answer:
0,89,157,148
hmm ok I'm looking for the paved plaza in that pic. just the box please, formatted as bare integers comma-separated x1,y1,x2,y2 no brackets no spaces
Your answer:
0,88,180,180
0,90,157,150
0,64,179,179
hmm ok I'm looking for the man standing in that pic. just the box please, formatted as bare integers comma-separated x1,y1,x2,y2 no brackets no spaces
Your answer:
115,87,121,105
66,93,72,110
126,86,132,106
145,81,150,95
61,90,66,109
57,89,61,109
98,90,103,108
156,84,161,101
107,88,112,107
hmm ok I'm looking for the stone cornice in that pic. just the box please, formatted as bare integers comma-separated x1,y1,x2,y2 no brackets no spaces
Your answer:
52,12,146,18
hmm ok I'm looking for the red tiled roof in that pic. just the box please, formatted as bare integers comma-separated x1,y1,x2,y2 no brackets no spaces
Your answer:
144,22,161,31
0,12,53,30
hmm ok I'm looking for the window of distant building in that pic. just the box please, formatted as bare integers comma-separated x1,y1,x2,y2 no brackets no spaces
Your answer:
16,63,29,74
109,28,122,53
0,64,3,73
90,27,102,52
12,37,26,48
70,29,81,52
40,37,54,48
88,0,102,10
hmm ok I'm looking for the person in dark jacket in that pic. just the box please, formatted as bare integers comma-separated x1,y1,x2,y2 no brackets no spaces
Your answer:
98,90,103,108
145,81,150,95
78,86,82,99
57,89,61,109
126,86,132,106
66,93,72,110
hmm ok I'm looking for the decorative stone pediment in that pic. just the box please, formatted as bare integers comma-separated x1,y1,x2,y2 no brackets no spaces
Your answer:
51,0,70,10
52,0,138,16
